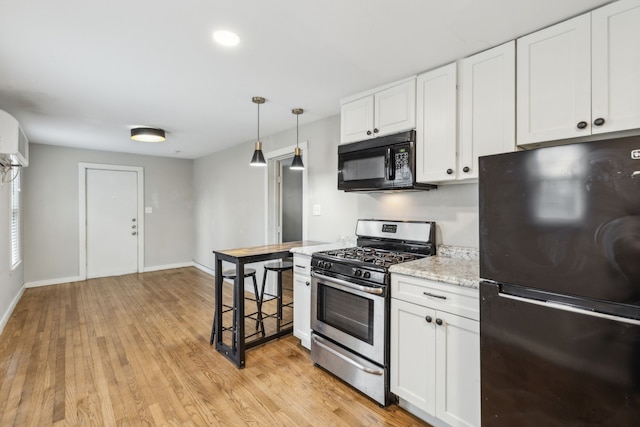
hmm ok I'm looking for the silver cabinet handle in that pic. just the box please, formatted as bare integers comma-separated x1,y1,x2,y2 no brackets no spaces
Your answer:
423,292,447,300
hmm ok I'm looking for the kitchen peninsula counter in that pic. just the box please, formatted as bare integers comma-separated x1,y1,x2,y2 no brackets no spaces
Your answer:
212,240,323,368
389,245,480,289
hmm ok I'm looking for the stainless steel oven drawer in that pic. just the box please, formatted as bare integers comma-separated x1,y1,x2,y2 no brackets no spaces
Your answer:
311,333,388,406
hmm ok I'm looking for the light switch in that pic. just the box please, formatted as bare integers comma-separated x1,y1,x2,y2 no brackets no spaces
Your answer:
312,204,322,216
145,207,153,214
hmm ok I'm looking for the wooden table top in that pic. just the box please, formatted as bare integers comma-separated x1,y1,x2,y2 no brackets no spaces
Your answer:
213,240,324,260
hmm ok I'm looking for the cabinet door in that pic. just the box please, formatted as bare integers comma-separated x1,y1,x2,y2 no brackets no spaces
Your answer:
374,79,416,137
390,298,437,416
460,41,515,180
416,63,458,183
293,274,311,349
341,95,374,143
517,14,591,145
592,0,640,135
435,312,480,427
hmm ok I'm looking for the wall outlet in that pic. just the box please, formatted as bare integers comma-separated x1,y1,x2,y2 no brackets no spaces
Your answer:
312,204,322,216
145,207,153,214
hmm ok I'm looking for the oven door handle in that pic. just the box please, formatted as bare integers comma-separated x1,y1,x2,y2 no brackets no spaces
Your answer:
312,335,384,376
311,272,384,295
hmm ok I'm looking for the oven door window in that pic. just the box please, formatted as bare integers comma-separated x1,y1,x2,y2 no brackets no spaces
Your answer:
317,283,374,344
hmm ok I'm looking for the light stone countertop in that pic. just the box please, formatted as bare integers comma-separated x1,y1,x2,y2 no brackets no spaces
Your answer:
389,245,480,289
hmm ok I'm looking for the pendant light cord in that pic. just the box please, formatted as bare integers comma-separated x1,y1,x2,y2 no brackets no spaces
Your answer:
257,102,260,141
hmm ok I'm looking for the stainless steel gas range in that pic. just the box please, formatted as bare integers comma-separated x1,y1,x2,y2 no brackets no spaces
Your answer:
310,219,436,406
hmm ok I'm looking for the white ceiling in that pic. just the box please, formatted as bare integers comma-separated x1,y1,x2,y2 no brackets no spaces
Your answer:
0,0,612,159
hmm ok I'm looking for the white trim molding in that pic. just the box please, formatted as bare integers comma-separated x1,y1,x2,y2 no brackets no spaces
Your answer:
263,141,309,244
25,276,85,288
0,284,25,335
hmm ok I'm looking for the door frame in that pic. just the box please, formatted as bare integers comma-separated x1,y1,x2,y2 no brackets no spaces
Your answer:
78,163,145,280
264,141,308,244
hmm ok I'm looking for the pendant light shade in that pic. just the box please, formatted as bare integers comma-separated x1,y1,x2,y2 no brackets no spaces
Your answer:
250,141,266,165
290,108,304,170
131,127,165,142
250,96,267,166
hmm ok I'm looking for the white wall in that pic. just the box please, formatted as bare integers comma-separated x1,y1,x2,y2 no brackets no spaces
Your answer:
193,114,479,272
193,115,359,270
23,143,194,284
356,184,479,248
0,170,24,333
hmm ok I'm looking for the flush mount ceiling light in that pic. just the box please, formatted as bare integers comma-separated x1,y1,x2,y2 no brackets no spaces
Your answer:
130,127,165,142
213,30,240,47
290,108,304,171
250,96,267,166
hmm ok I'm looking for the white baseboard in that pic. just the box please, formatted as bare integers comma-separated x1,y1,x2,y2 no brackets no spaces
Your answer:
192,262,215,276
0,284,26,335
25,275,85,288
143,262,194,273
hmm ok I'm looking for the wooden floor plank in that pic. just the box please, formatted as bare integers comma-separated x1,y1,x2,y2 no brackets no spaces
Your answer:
0,267,430,426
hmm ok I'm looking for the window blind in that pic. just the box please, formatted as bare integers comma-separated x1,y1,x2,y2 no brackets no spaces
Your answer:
10,170,20,268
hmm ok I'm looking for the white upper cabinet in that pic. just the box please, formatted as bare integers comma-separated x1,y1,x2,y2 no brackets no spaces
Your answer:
416,63,458,183
340,77,416,144
591,0,640,135
459,41,515,180
340,96,375,143
517,0,640,145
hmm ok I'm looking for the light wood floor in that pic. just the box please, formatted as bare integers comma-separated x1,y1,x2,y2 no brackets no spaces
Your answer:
0,267,430,426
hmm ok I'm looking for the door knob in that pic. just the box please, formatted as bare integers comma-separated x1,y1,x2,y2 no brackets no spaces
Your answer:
132,225,137,229
131,231,137,236
446,168,454,175
577,121,588,129
425,316,433,323
593,118,605,126
132,218,136,222
436,318,443,326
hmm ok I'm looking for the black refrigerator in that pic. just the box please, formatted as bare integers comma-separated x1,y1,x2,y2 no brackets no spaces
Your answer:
479,136,640,426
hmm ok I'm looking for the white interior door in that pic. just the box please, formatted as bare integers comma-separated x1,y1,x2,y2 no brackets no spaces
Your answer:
86,169,139,278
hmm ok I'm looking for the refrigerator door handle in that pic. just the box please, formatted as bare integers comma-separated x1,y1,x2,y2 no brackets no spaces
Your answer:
500,293,640,326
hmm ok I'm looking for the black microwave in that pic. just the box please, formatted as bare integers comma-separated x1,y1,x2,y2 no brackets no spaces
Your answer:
338,130,436,192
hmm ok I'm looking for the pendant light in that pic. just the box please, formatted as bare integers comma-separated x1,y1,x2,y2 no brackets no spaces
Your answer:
250,96,267,166
131,127,165,142
290,108,304,170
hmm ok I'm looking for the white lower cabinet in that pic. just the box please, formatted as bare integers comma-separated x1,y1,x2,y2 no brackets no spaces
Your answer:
293,254,311,349
391,274,480,427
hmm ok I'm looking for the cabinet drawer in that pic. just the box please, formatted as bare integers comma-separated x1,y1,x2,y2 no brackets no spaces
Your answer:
293,254,311,276
391,274,479,321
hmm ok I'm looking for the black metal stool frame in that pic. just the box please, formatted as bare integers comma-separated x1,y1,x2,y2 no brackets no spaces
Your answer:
259,261,294,335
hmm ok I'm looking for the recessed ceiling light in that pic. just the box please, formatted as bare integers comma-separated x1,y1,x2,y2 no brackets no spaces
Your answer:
213,30,240,47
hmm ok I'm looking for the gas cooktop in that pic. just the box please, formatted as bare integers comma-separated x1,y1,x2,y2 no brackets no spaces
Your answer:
316,246,425,269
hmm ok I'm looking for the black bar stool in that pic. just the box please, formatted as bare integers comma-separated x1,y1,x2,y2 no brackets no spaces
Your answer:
209,267,265,346
259,261,294,334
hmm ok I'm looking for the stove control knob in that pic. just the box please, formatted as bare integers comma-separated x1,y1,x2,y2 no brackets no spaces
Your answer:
363,272,371,279
326,262,332,269
354,269,363,277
